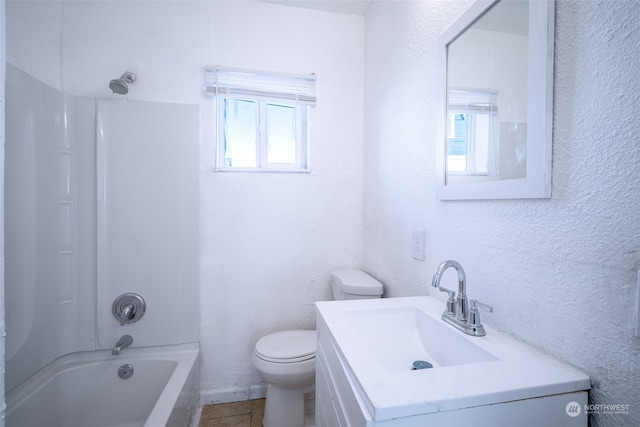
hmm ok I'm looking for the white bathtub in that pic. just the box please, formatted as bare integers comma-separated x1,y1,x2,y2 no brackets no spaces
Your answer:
6,343,200,427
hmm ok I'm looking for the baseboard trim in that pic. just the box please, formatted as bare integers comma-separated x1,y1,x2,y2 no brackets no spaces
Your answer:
200,384,267,405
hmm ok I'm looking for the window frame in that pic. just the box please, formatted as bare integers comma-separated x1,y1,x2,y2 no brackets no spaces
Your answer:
216,96,310,172
206,66,315,173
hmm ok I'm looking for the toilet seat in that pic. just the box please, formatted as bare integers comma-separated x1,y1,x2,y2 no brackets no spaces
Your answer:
255,330,316,363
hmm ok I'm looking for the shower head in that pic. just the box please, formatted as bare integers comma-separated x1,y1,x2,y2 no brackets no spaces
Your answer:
109,71,135,95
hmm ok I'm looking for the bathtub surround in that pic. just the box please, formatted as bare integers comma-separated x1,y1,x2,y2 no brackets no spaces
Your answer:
95,98,199,350
4,65,97,391
4,63,200,392
4,1,640,426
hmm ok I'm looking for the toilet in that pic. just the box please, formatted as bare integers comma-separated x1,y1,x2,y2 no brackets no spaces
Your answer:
252,269,384,427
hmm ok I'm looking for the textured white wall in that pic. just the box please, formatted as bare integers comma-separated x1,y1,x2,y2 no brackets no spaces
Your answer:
363,1,640,426
60,0,213,103
1,0,6,422
5,0,61,90
200,2,364,403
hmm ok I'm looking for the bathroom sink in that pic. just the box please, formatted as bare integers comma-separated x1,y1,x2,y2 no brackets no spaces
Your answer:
316,296,591,422
344,306,498,372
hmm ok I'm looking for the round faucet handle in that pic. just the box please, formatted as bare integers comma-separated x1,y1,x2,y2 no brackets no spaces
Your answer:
112,293,146,326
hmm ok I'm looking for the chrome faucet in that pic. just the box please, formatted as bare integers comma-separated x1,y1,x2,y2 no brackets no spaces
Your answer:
112,335,133,355
431,260,492,336
112,293,146,326
431,260,468,321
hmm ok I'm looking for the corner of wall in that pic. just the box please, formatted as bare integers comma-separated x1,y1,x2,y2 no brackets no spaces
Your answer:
1,0,7,422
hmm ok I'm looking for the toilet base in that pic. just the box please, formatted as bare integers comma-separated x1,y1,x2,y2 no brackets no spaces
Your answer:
262,384,313,427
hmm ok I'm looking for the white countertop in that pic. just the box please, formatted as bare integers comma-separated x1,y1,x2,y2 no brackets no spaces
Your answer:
316,296,591,421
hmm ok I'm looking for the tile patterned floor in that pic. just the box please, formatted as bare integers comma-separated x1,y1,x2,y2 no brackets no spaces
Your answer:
199,399,265,427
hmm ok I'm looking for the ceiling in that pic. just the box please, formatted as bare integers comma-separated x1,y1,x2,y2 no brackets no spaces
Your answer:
253,0,373,16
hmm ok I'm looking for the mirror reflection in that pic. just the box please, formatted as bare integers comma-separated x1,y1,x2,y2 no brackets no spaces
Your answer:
446,0,529,185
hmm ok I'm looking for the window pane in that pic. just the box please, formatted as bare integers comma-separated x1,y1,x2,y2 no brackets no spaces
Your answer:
265,103,296,164
447,113,468,172
223,99,257,167
447,112,491,174
472,113,490,174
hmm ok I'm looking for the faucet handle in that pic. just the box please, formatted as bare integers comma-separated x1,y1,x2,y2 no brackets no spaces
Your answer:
470,299,493,313
112,293,146,326
438,286,456,316
467,299,493,327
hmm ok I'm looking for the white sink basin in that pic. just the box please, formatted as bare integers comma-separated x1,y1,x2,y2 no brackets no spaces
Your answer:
344,306,498,371
316,296,591,421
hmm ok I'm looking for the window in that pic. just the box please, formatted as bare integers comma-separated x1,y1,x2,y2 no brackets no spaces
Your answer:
206,67,316,172
447,89,498,176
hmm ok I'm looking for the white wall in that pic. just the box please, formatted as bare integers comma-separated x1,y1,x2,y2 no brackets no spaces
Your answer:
6,0,61,90
200,2,364,403
60,0,213,103
1,0,6,423
363,1,640,427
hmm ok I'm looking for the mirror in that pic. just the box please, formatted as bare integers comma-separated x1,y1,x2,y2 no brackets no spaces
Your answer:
436,0,554,200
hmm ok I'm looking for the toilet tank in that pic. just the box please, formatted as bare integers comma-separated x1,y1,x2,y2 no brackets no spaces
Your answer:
331,269,384,300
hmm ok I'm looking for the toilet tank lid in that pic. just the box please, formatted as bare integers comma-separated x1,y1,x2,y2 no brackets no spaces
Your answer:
331,269,383,295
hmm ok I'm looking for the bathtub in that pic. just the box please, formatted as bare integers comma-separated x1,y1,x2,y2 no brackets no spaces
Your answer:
6,343,200,427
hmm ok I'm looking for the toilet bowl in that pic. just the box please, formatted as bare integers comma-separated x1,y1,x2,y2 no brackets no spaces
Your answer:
253,330,316,427
253,269,383,427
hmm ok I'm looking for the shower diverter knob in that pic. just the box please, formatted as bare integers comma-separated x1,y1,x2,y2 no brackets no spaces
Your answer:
112,293,146,326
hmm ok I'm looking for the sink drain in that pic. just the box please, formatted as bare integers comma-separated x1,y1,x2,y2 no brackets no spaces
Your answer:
118,364,134,379
412,360,433,370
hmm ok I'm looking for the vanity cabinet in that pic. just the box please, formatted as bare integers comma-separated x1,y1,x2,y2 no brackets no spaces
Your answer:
316,321,372,426
316,298,589,427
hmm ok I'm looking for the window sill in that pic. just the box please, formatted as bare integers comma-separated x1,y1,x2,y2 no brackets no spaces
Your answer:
214,167,311,174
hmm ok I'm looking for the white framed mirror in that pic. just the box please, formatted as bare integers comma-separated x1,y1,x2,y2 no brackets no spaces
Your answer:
436,0,555,200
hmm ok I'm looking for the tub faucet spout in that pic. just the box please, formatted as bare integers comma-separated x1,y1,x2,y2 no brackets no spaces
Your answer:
112,335,133,356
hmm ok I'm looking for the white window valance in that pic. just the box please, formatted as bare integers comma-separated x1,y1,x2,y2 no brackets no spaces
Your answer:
205,66,316,105
448,88,498,113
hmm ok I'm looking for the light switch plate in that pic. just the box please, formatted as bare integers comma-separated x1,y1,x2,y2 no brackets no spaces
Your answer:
412,228,425,261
